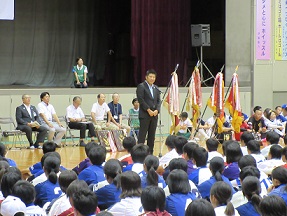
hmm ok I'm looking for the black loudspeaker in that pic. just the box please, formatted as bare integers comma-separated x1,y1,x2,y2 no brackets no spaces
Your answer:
191,24,211,47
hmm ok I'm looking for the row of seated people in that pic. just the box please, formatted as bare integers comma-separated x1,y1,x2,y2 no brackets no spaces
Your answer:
176,104,287,144
15,92,140,149
2,128,287,216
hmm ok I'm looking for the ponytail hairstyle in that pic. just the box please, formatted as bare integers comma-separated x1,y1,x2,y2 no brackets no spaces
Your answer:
209,157,224,181
242,176,261,213
210,181,235,216
144,155,159,186
104,159,122,189
44,156,60,184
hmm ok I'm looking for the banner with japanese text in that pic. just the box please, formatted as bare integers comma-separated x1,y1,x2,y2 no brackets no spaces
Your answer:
275,0,287,60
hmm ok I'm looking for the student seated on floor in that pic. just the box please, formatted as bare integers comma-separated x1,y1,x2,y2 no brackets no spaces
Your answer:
176,112,192,140
247,140,266,164
206,138,223,163
118,136,136,167
188,147,212,186
239,131,254,156
78,145,106,185
259,195,287,216
182,142,198,175
123,144,149,174
158,135,178,167
268,166,287,197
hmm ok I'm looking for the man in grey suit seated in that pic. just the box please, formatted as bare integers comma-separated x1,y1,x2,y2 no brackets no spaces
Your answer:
16,94,48,149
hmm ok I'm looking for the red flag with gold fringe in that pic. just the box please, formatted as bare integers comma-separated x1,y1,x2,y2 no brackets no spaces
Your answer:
163,72,180,134
207,72,225,133
225,73,243,133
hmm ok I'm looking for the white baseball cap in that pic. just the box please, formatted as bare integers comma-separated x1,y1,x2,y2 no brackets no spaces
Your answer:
0,195,26,216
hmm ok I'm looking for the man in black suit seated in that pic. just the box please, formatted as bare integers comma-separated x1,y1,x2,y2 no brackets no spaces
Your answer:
136,69,161,154
16,94,48,149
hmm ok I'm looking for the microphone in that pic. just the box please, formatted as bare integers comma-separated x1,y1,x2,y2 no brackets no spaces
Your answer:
154,85,162,93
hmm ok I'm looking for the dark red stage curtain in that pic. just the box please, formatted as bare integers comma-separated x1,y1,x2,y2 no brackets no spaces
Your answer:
131,0,191,87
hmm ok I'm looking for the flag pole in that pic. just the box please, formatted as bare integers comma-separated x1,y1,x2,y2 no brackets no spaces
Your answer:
192,64,225,139
181,61,200,113
158,64,179,157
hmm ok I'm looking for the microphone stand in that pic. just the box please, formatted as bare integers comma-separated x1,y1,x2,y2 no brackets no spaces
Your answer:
158,64,179,157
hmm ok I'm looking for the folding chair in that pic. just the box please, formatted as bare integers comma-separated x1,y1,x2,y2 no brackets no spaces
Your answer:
0,117,26,149
57,116,76,146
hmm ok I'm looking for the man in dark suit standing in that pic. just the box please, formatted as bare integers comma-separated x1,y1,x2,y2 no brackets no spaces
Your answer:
16,94,48,149
136,69,161,154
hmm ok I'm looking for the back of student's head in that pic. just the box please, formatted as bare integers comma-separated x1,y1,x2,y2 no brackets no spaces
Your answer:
1,171,22,198
40,151,61,167
120,171,141,199
88,145,106,165
206,138,219,152
240,131,254,145
210,181,234,216
225,141,242,164
271,166,287,184
239,166,260,181
12,180,35,205
141,186,166,212
58,170,78,193
284,134,287,145
174,136,188,155
144,155,159,186
104,159,122,188
282,146,287,161
0,160,9,182
238,155,257,170
165,135,176,149
260,195,287,216
122,137,136,153
84,141,99,157
185,199,215,216
266,131,280,144
222,140,233,156
241,176,261,212
66,180,89,198
192,147,208,167
183,142,198,159
131,144,149,163
0,143,6,157
42,141,56,154
72,189,98,216
44,156,61,184
166,169,190,194
269,144,282,159
247,140,261,154
169,158,188,172
209,157,225,181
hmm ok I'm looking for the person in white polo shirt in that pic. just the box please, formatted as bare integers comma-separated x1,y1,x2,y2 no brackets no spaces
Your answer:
38,92,66,148
91,93,118,130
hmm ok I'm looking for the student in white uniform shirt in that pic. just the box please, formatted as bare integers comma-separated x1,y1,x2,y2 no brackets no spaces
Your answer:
206,138,223,163
12,180,46,216
38,92,66,148
159,135,179,168
239,131,254,156
247,140,266,164
176,112,192,140
261,131,280,158
210,181,239,216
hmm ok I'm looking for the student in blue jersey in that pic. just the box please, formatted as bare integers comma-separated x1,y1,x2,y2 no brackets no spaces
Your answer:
78,145,106,185
71,189,98,216
1,170,22,199
31,152,64,186
260,195,287,216
0,143,17,167
108,171,143,216
188,147,212,185
222,141,242,181
12,180,45,216
28,141,56,177
268,166,287,196
198,157,235,200
141,186,170,216
247,140,266,164
210,181,239,216
94,159,122,210
165,169,197,216
73,57,88,88
182,142,198,175
236,176,261,216
34,156,62,207
123,144,149,174
72,141,98,175
139,155,166,189
46,170,78,216
185,199,215,216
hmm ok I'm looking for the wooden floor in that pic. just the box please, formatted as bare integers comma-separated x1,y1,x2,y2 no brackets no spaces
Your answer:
6,138,169,173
